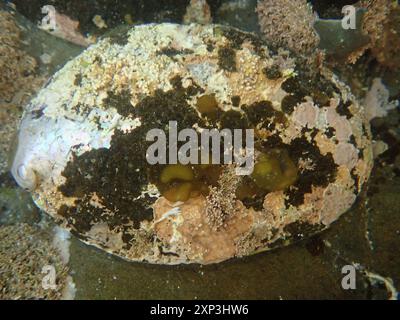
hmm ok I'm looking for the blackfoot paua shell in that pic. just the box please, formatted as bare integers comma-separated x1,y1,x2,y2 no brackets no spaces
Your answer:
11,23,373,264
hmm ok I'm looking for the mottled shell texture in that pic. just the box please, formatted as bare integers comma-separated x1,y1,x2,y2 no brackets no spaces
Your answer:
12,24,373,264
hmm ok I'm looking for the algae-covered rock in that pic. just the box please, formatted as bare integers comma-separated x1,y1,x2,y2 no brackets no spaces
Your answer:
11,23,373,264
313,9,370,60
0,223,70,299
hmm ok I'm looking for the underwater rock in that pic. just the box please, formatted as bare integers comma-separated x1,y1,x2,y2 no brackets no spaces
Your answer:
0,187,40,225
313,9,370,61
11,23,373,264
359,0,400,68
0,8,47,174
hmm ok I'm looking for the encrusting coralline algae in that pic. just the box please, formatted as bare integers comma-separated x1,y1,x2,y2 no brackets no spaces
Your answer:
11,23,373,264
